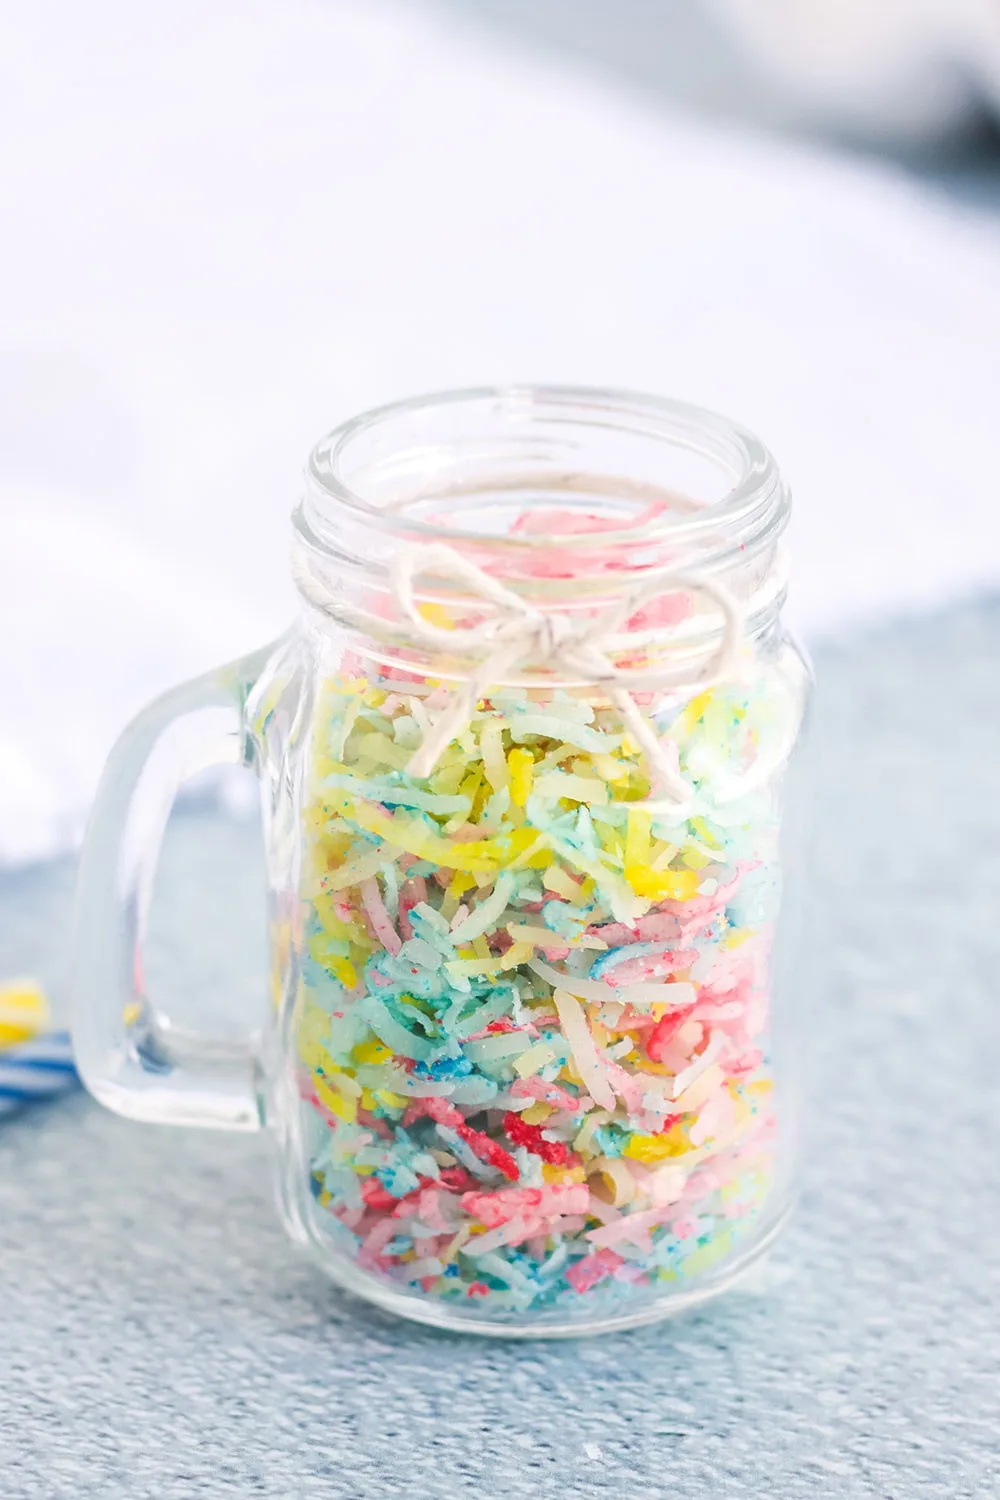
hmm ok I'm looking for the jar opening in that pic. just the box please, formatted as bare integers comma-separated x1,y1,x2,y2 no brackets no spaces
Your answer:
297,386,788,583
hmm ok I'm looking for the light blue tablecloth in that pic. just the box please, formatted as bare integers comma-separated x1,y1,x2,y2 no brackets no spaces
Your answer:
2,597,998,1498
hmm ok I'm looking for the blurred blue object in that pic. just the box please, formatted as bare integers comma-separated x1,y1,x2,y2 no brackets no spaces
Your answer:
0,1032,79,1118
708,0,1000,142
432,0,1000,159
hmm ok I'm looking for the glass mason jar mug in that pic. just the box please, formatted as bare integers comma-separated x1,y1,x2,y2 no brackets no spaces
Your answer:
73,387,810,1337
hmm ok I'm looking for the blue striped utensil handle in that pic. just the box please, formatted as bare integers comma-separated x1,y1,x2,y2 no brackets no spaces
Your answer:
0,1030,79,1118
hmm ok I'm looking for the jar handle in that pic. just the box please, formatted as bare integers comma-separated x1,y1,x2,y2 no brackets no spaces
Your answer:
72,648,272,1131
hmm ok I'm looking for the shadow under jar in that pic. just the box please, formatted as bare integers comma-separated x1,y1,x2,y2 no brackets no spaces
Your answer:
73,387,810,1337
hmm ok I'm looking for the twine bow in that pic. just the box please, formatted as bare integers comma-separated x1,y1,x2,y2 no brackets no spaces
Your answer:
383,542,744,812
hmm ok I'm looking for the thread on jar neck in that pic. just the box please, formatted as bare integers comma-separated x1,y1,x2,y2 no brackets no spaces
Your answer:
292,539,745,813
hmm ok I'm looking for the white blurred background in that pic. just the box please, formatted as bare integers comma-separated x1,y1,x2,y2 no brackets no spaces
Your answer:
2,0,999,863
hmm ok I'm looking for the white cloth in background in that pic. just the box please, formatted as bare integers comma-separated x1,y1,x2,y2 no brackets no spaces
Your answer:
2,0,1000,865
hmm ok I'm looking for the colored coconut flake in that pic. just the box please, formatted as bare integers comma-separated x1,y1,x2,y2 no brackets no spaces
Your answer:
292,526,801,1324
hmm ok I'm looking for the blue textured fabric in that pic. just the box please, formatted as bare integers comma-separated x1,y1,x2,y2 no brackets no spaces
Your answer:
1,600,999,1498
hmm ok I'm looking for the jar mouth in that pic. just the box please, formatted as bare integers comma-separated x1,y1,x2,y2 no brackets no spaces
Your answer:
297,385,788,574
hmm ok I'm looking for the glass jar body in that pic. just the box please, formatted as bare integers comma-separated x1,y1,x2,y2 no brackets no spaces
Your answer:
72,386,811,1338
251,612,809,1337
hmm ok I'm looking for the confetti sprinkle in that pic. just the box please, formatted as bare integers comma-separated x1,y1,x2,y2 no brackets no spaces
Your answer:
291,546,801,1324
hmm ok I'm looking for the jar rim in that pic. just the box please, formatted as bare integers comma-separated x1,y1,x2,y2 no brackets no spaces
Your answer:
299,385,788,567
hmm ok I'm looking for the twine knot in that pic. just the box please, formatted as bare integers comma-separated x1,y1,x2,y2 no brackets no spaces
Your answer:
384,542,743,811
